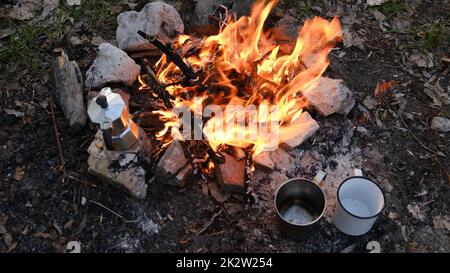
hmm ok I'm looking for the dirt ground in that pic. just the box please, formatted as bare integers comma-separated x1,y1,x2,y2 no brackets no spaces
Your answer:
0,0,449,253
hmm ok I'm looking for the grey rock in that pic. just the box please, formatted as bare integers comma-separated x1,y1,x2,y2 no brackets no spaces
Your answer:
253,151,275,172
192,0,223,34
431,117,450,133
116,1,184,51
192,0,253,35
303,77,355,116
270,15,298,54
85,43,141,88
52,51,87,129
230,0,253,17
254,148,293,173
155,140,192,187
409,53,434,68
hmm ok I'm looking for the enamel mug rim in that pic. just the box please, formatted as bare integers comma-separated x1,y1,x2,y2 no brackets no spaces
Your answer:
274,178,326,226
337,176,386,220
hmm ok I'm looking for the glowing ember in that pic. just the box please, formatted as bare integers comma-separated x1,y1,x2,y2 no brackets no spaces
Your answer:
143,0,342,157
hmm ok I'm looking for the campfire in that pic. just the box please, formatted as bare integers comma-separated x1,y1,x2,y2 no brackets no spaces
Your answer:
82,0,354,201
140,1,341,157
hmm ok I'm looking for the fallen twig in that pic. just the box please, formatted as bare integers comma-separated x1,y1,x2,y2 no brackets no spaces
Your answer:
49,96,66,180
190,210,222,235
50,95,105,189
433,156,450,184
88,199,139,223
400,115,446,158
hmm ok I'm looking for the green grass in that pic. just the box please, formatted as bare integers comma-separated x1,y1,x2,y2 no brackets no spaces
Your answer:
0,22,47,77
378,0,405,19
0,0,124,78
64,0,123,29
417,22,449,52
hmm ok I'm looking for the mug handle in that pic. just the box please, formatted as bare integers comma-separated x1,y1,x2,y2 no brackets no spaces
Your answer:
353,168,363,176
313,170,327,187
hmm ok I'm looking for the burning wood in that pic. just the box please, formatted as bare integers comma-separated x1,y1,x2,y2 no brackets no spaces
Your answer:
145,1,343,160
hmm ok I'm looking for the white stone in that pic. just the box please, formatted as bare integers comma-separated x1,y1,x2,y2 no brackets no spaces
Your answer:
431,117,450,133
85,43,141,88
87,131,147,199
303,77,355,116
367,0,390,6
116,2,184,51
280,111,320,151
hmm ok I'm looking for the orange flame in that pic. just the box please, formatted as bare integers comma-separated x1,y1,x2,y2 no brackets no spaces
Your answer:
144,0,342,156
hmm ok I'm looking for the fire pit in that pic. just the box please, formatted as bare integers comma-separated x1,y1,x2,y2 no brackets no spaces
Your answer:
82,0,355,205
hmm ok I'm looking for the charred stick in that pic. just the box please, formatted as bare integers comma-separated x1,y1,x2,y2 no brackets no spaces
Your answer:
140,60,174,109
244,150,255,204
202,139,225,164
137,30,197,82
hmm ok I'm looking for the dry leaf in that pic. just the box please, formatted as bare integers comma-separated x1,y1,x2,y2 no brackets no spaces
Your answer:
38,0,60,20
21,224,29,235
91,35,105,46
33,232,51,239
64,219,74,229
374,80,397,96
433,215,450,231
66,0,81,6
0,215,7,226
13,166,25,181
76,215,87,235
4,109,24,118
367,0,390,6
0,29,13,39
9,0,38,21
7,242,18,252
3,233,13,247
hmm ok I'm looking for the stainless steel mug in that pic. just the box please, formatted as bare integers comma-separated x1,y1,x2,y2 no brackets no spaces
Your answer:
274,176,326,239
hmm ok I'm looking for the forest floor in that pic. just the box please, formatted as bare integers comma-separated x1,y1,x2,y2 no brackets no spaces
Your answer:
0,0,449,252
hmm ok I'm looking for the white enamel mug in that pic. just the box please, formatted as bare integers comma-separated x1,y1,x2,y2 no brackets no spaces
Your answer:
333,169,386,236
